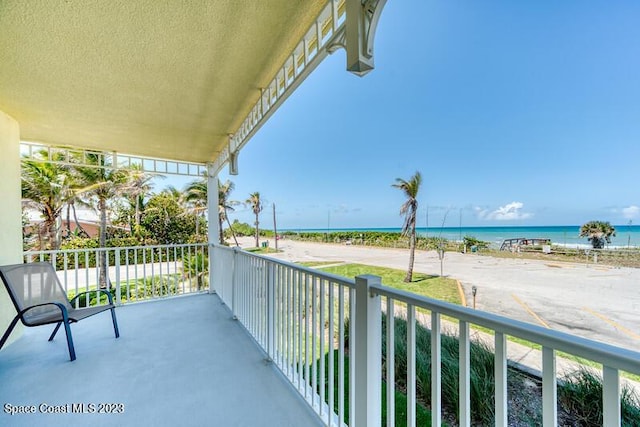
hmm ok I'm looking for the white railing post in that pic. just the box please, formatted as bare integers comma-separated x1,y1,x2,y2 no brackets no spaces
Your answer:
353,274,382,427
267,263,276,361
603,366,620,426
495,332,508,427
542,347,557,427
115,248,121,304
431,311,442,427
459,320,471,427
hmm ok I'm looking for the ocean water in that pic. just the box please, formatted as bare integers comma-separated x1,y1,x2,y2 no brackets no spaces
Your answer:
295,225,640,249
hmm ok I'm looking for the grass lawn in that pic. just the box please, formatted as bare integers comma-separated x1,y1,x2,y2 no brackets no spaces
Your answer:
311,263,461,305
303,260,345,267
244,246,280,255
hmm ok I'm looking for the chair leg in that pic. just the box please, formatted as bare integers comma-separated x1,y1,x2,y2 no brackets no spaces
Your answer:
0,316,21,350
62,320,76,361
110,308,120,338
48,322,62,341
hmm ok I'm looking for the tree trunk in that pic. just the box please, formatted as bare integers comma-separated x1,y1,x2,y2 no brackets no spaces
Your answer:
225,214,239,246
44,217,55,250
71,202,88,238
134,196,141,237
66,203,72,238
405,226,416,283
54,216,62,250
218,213,224,245
254,214,259,247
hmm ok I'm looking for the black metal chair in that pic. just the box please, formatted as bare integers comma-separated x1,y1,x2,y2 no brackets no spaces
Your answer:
0,262,119,361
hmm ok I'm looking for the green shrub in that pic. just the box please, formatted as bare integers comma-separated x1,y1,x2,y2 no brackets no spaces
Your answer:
559,369,640,426
182,252,209,290
380,314,500,425
284,231,459,251
462,236,490,250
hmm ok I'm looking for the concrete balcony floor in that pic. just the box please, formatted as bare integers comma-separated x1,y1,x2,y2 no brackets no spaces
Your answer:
0,294,322,427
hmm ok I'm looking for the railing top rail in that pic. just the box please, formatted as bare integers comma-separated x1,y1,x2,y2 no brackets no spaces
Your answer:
24,242,208,257
213,244,356,289
372,284,640,374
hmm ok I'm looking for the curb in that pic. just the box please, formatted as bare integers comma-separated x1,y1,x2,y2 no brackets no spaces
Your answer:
456,279,467,307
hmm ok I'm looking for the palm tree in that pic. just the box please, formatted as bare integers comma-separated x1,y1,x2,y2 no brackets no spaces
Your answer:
121,165,154,239
73,153,128,288
219,180,239,246
21,156,71,250
392,171,422,282
580,220,616,249
161,185,183,202
184,178,207,237
246,192,263,247
63,191,91,239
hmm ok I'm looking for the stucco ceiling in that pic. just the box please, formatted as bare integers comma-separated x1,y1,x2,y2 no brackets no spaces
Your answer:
0,0,327,164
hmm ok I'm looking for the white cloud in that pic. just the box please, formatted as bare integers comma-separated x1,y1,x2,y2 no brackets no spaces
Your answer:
622,205,640,219
478,201,533,221
474,206,489,220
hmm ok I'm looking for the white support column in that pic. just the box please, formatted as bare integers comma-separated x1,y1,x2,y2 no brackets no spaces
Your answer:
353,274,382,427
0,111,24,347
207,163,220,294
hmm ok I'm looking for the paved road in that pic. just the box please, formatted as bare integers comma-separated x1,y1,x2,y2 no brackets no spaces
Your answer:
256,237,640,352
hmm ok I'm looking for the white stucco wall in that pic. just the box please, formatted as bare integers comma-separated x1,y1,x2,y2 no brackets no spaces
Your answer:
0,110,24,346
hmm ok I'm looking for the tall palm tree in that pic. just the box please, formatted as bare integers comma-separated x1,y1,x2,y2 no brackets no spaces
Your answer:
184,178,207,237
246,192,263,247
219,180,239,246
73,153,128,288
392,171,422,282
161,185,183,202
63,191,91,239
21,156,71,250
121,165,154,239
580,220,616,249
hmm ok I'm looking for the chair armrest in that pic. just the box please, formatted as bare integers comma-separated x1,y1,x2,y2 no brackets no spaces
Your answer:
19,302,69,324
69,288,115,306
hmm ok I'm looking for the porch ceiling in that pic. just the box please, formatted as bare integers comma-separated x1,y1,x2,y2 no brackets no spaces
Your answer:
0,1,326,164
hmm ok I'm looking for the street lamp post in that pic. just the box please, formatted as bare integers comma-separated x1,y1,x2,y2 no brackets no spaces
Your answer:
472,285,477,309
437,244,445,277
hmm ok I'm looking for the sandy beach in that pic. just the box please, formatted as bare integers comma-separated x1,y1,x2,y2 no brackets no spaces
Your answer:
237,236,640,353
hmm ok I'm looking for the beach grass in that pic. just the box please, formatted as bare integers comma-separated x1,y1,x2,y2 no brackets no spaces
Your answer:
320,351,436,426
307,263,461,305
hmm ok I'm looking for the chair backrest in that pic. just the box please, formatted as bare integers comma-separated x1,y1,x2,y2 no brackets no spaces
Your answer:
0,262,72,324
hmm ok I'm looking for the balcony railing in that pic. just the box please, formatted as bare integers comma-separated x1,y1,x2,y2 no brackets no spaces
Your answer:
20,242,639,425
23,243,209,306
211,244,640,427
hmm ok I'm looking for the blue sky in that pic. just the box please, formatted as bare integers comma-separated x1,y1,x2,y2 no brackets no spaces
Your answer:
165,0,640,230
